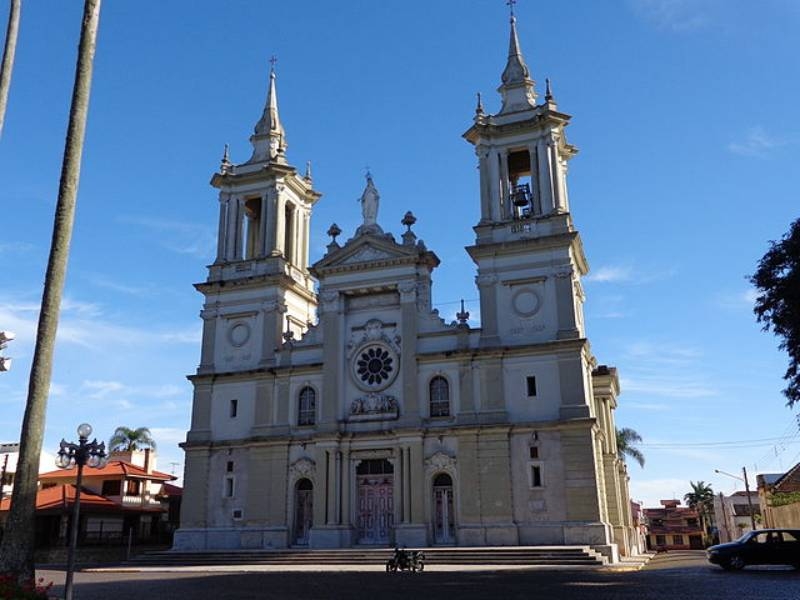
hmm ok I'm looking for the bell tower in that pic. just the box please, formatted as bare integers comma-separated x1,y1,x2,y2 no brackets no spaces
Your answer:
464,14,587,347
196,64,321,374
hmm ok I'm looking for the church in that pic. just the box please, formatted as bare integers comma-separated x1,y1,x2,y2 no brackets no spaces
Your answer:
175,13,636,561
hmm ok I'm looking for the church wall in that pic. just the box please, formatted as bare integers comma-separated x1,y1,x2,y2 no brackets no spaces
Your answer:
210,381,256,441
503,355,561,421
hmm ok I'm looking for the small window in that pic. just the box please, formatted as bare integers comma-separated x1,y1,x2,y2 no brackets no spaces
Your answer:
230,399,238,418
101,480,121,496
655,534,666,546
225,476,235,498
526,376,537,397
226,461,234,473
232,508,244,520
672,535,684,545
530,464,543,488
125,480,141,496
687,518,698,527
298,386,316,426
430,376,450,417
529,446,539,459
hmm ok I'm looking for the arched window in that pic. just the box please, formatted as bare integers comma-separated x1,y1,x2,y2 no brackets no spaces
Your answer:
298,386,316,425
429,376,450,417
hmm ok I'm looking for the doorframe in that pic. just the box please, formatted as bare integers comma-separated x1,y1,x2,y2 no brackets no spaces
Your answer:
351,454,397,545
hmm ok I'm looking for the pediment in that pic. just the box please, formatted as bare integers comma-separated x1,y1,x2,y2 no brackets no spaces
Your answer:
313,236,417,271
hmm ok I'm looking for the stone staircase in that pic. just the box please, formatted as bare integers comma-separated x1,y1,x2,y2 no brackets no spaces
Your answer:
126,546,607,568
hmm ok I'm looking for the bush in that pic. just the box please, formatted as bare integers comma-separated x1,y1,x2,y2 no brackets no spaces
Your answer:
0,575,53,599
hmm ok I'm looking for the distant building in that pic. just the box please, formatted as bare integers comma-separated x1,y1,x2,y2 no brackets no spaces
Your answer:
643,500,704,550
713,491,760,543
0,449,180,547
758,465,800,529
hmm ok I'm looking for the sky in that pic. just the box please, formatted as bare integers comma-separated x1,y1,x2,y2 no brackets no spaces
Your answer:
0,0,799,509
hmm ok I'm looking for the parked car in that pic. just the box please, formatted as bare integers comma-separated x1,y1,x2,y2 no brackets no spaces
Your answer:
706,529,800,570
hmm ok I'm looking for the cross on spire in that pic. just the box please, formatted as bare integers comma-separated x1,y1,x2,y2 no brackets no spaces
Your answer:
507,0,516,18
269,55,277,72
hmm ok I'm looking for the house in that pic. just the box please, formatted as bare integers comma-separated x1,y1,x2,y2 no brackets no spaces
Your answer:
758,465,800,529
713,491,760,543
176,12,637,562
643,500,704,550
0,449,179,547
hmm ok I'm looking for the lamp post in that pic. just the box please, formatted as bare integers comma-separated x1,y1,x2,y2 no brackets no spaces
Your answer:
715,467,757,532
0,330,14,371
56,423,108,600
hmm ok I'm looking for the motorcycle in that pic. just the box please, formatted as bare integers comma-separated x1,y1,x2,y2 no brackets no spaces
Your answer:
386,547,425,572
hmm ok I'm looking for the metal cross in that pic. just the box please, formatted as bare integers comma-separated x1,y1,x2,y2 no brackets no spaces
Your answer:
269,55,277,71
507,0,516,17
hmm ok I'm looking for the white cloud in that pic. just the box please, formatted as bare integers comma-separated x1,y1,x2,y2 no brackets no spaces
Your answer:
728,127,785,158
716,288,759,311
0,242,36,255
82,380,126,400
619,342,718,399
585,266,633,283
630,0,712,32
119,215,216,259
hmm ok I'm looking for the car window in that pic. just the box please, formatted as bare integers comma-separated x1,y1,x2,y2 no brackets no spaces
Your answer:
781,531,800,542
751,532,774,544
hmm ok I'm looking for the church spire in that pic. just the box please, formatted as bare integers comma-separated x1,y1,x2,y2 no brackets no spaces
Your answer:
250,57,288,164
498,10,537,114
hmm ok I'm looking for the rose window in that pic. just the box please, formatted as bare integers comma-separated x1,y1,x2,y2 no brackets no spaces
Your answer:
352,343,399,391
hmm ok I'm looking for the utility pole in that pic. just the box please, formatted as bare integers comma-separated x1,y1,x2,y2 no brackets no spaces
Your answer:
0,453,8,499
742,466,757,531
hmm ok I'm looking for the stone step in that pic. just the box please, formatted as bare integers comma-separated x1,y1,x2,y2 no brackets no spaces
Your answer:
127,546,606,567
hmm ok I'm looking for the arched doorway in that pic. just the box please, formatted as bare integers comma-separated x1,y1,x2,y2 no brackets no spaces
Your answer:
432,473,455,544
356,458,394,544
293,478,313,545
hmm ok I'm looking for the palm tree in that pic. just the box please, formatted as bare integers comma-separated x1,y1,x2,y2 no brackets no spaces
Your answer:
0,0,102,583
616,427,645,468
684,480,715,540
0,0,21,138
109,426,157,452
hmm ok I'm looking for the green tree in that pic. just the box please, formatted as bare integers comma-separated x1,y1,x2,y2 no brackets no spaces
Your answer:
751,217,800,407
684,480,715,539
108,426,157,452
0,0,21,138
0,0,102,583
616,427,645,468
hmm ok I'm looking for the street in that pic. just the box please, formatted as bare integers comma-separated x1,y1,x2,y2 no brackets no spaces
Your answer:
38,551,800,600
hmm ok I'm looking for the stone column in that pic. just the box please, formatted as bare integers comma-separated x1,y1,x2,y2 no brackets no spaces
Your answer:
476,273,499,345
399,281,419,421
476,145,491,222
187,382,212,441
178,446,211,529
232,197,244,260
499,150,510,220
549,134,565,212
554,269,579,340
275,189,286,256
313,446,329,526
252,379,273,433
216,193,228,262
527,143,541,215
198,308,218,374
259,191,270,256
479,357,506,414
259,300,281,365
537,138,554,214
319,291,342,427
264,187,277,254
487,149,501,222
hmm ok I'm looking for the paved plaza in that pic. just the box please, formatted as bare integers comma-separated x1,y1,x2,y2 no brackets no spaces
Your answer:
38,551,800,600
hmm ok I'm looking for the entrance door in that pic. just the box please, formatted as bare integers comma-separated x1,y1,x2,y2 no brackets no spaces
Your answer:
433,473,455,544
293,479,313,545
356,459,394,544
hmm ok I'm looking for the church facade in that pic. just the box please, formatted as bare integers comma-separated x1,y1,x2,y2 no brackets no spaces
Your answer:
175,16,636,560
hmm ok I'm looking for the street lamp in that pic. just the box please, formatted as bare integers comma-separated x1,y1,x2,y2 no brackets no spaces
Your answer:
0,330,15,372
715,467,757,532
56,423,108,600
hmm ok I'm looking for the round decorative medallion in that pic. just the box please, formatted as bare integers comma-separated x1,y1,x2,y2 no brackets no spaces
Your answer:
228,322,251,347
352,343,399,391
511,287,541,318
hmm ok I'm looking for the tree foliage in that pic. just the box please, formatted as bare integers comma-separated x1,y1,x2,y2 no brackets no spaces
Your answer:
684,480,715,534
108,426,157,452
751,217,800,407
616,427,645,468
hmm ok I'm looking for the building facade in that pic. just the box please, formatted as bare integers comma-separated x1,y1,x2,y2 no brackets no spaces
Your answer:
175,16,635,560
713,491,760,543
644,500,705,551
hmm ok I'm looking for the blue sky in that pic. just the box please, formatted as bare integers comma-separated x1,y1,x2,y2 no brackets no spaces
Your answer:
1,0,799,507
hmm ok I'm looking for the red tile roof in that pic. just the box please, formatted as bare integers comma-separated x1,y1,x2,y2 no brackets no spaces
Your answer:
0,484,119,513
39,460,176,482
